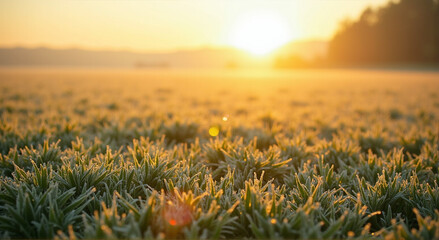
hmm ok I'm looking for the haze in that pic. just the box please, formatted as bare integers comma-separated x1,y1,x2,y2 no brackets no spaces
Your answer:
1,0,389,53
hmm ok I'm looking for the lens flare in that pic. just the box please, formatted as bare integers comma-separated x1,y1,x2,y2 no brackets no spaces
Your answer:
209,126,220,137
168,219,177,226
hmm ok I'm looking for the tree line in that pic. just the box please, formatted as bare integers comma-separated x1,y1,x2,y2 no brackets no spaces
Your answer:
276,0,439,68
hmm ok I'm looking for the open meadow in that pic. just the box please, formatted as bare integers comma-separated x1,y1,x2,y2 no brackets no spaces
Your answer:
1,68,439,239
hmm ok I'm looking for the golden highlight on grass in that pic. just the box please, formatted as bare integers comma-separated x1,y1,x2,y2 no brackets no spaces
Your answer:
0,69,438,239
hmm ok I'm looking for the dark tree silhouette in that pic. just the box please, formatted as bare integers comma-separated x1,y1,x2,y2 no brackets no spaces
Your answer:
328,0,439,66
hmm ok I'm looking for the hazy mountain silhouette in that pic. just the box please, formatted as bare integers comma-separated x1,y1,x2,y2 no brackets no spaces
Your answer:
0,47,249,68
0,41,327,69
275,40,327,61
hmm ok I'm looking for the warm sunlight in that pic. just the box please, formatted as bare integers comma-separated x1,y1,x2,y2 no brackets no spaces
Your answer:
2,0,439,239
228,11,293,56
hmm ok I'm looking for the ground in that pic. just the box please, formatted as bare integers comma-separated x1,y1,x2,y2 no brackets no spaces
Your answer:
0,68,438,239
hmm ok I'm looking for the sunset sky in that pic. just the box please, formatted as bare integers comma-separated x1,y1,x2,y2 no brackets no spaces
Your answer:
1,0,389,54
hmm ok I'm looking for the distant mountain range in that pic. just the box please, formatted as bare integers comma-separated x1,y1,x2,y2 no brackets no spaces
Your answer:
275,40,328,60
0,40,328,68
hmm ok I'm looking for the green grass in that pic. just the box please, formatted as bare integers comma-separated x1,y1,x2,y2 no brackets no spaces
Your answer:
0,69,439,239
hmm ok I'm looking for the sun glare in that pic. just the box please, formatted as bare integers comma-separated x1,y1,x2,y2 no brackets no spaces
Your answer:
229,11,292,56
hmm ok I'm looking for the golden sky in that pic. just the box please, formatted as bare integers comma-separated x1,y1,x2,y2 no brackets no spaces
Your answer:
0,0,389,53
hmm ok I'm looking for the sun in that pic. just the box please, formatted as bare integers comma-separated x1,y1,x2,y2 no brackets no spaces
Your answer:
229,11,292,56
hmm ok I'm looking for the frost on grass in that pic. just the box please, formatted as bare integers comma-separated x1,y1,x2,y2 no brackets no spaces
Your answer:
0,70,439,239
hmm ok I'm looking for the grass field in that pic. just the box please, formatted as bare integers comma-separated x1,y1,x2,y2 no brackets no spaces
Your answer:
1,68,439,239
